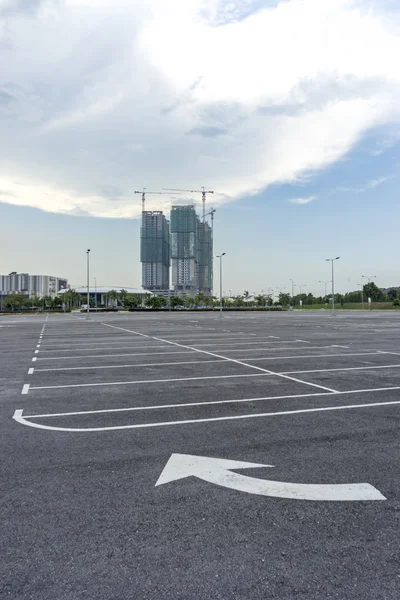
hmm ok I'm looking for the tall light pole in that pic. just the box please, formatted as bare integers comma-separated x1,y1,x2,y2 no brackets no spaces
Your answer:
86,249,91,320
319,280,331,298
295,284,306,295
362,275,376,283
94,276,97,310
357,283,364,310
290,279,295,307
216,253,226,314
326,257,340,310
268,287,274,304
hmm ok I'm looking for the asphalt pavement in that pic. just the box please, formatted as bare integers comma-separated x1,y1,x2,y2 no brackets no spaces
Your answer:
1,310,400,599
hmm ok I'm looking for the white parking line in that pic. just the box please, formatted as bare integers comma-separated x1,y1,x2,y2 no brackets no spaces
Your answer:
21,384,30,394
34,358,224,372
102,323,338,394
31,352,385,372
36,350,197,361
28,372,270,391
37,343,172,353
19,385,400,419
281,364,400,375
190,340,304,348
13,396,400,432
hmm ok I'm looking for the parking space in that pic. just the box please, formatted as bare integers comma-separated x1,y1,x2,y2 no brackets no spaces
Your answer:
2,310,400,599
15,312,400,432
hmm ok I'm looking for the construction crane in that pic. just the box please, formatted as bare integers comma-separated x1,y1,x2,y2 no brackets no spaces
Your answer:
134,188,164,213
162,187,214,223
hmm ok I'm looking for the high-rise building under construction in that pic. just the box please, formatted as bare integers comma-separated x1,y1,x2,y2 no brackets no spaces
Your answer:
170,205,213,297
140,211,170,292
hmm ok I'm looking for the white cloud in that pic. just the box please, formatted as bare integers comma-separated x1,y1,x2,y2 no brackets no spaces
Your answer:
288,195,317,205
336,175,393,193
0,0,400,218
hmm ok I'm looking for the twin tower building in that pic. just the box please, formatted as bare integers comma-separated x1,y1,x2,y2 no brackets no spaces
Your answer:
140,205,213,298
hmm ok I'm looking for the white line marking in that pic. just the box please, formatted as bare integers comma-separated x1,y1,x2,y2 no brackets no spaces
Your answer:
34,358,225,372
281,364,400,375
32,357,37,362
36,350,196,361
21,384,30,395
13,397,400,432
34,350,39,354
24,391,331,417
29,352,387,373
191,340,304,348
36,343,172,353
36,344,41,348
247,352,381,362
28,372,270,391
332,345,350,349
99,323,339,393
28,368,34,375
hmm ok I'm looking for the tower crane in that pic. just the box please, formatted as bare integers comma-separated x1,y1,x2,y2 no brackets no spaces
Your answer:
162,187,214,222
134,188,164,213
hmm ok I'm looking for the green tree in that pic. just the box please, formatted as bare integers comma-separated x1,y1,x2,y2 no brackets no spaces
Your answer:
232,295,244,307
387,288,399,301
119,289,128,306
194,292,207,307
279,292,291,306
170,295,186,308
254,294,267,307
146,295,167,308
108,289,119,307
363,282,384,302
4,293,23,311
124,293,141,309
243,290,251,306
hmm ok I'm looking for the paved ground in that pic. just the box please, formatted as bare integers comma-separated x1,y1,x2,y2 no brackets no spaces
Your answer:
1,310,400,599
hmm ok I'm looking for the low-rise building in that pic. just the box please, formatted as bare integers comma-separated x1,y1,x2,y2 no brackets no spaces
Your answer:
0,272,68,298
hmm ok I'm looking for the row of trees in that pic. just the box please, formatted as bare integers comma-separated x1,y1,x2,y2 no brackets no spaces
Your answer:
229,283,400,307
0,293,64,311
2,282,399,312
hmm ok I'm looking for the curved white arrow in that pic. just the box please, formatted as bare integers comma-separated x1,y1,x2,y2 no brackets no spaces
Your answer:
156,454,386,502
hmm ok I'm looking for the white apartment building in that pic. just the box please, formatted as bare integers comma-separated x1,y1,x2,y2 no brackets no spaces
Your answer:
0,272,68,298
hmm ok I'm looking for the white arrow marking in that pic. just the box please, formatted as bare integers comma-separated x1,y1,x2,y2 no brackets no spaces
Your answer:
156,454,386,502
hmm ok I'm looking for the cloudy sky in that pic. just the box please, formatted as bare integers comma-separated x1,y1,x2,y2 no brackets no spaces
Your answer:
1,0,399,294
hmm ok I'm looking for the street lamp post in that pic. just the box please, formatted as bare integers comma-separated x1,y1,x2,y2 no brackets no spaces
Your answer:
319,280,332,298
295,284,306,295
357,283,364,310
295,284,306,309
216,253,226,315
86,249,91,320
326,257,340,310
362,275,376,311
362,275,377,283
94,277,97,310
290,279,295,308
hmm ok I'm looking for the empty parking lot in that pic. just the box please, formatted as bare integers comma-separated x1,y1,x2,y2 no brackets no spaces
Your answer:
2,311,400,599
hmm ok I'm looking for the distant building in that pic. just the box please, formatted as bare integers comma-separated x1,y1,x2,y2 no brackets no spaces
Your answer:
170,205,199,297
198,220,213,297
58,286,151,306
0,272,68,298
140,211,170,292
170,205,214,297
